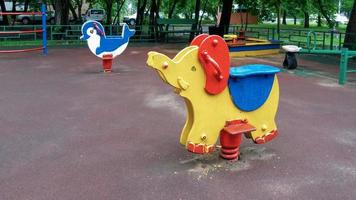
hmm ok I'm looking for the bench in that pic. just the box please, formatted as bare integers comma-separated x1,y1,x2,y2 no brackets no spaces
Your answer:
156,18,200,42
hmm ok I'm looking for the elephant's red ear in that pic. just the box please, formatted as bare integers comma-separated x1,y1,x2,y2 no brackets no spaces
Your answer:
190,34,209,46
198,35,230,95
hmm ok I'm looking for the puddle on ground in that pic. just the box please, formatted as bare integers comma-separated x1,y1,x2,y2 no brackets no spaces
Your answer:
145,92,185,117
317,80,342,88
130,50,141,55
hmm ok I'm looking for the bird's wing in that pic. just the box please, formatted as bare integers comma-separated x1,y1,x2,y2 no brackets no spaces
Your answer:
96,37,127,55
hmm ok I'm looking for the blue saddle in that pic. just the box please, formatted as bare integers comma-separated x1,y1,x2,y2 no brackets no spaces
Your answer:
228,64,280,112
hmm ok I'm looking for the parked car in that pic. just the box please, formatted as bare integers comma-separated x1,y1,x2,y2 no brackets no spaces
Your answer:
335,14,349,24
84,9,106,23
123,13,136,25
16,11,55,25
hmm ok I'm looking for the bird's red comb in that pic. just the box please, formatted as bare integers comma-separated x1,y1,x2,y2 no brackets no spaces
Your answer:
93,22,104,36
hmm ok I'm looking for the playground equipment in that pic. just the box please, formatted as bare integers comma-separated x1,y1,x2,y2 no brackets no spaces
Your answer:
80,21,135,72
282,45,302,70
0,4,47,55
224,32,281,57
147,34,280,160
298,31,356,85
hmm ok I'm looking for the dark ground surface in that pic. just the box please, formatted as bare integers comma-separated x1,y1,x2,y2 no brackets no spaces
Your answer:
0,45,356,200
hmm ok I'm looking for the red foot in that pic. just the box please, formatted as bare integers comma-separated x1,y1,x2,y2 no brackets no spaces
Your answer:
187,142,215,154
220,120,256,160
102,54,113,72
254,130,278,144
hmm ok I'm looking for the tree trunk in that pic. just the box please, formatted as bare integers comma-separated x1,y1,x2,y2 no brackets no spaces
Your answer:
244,10,249,31
113,0,126,25
0,0,9,25
11,0,17,25
282,10,287,25
317,14,322,27
276,4,281,38
344,0,356,50
51,2,55,11
75,0,83,22
69,1,78,22
190,0,200,41
135,0,148,35
155,0,160,19
136,0,147,26
218,0,233,35
316,0,334,28
239,7,243,30
303,11,309,28
168,0,178,18
105,0,114,25
155,0,161,38
149,0,157,38
293,15,297,25
245,10,248,31
24,0,29,12
55,0,70,25
198,0,208,29
136,0,142,25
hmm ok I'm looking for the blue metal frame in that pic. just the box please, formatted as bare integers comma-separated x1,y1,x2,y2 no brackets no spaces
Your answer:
41,4,48,55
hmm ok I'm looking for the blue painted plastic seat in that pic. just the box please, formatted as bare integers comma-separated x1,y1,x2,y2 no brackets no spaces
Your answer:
228,64,280,112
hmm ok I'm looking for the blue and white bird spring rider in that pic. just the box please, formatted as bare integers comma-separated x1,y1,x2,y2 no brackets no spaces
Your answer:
80,20,135,72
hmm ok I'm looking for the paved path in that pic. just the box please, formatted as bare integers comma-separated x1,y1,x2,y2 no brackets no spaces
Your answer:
0,46,355,200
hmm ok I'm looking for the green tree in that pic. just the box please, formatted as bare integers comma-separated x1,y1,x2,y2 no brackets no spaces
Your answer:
0,0,9,25
190,0,200,40
313,0,336,28
219,0,233,34
54,0,70,25
103,0,114,24
344,0,356,50
342,0,354,17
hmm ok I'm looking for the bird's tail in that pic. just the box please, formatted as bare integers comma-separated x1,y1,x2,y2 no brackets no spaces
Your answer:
123,24,136,38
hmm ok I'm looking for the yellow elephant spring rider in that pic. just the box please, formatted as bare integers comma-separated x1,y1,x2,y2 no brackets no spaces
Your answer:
146,34,280,160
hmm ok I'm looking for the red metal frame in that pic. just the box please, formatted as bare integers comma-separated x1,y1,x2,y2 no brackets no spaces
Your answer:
0,5,47,55
0,12,42,15
0,30,43,35
0,47,44,53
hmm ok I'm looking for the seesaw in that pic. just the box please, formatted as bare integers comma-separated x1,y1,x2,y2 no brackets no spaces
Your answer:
282,31,356,85
147,34,280,160
80,21,135,72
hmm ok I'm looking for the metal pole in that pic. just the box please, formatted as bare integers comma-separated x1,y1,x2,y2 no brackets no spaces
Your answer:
339,48,348,85
330,30,334,50
41,4,48,55
272,28,275,40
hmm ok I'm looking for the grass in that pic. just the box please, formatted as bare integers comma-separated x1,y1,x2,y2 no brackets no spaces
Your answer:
0,40,85,48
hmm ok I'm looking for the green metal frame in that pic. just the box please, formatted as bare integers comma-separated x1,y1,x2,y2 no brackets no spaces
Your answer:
0,24,349,48
228,25,346,50
1,24,355,84
299,31,356,85
306,31,316,50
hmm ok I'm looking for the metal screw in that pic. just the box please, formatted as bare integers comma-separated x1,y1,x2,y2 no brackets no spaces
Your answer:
261,124,267,131
162,61,168,69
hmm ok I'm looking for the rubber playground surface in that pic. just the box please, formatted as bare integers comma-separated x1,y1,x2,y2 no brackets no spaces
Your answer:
1,44,356,200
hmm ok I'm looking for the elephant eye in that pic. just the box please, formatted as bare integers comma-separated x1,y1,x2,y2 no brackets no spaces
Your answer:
191,66,196,71
162,62,169,69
